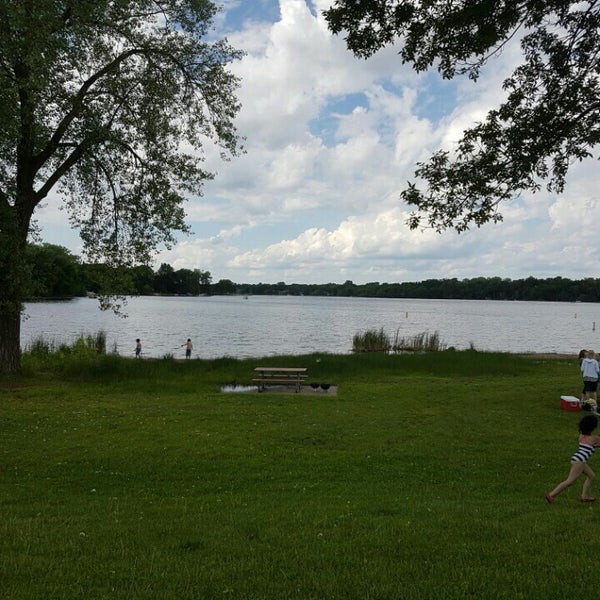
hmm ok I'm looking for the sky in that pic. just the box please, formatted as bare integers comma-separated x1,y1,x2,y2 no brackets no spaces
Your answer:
36,0,600,285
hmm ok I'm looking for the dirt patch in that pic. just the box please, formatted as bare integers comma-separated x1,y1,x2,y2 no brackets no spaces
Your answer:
518,353,575,360
222,384,338,396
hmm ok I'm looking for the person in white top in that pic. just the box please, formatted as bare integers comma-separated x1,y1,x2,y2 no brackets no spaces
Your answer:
581,350,599,408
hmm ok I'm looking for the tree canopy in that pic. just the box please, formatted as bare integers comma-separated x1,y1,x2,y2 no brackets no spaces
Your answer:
324,0,600,232
0,0,242,373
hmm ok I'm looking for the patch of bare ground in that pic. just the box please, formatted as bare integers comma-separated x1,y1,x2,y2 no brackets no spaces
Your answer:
517,353,574,360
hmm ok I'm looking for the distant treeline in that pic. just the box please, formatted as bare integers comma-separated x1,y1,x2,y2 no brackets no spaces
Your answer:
23,243,600,302
24,243,219,298
237,278,600,302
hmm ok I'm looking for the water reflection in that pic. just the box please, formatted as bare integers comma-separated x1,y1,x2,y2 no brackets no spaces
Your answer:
220,385,256,393
21,295,600,358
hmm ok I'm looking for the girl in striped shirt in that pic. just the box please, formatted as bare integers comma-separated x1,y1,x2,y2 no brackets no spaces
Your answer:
546,414,600,504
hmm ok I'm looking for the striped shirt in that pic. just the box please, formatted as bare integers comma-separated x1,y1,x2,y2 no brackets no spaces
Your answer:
572,443,596,462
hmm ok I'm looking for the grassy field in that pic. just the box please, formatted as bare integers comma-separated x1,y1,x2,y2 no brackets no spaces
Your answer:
1,350,597,599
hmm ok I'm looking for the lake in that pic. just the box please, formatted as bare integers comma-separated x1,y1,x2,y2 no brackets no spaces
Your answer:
20,295,600,359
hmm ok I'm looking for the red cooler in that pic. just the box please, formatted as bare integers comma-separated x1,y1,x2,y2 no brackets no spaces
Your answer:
560,395,581,412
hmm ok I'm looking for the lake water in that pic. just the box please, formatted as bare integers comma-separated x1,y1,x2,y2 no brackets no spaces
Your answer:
20,295,600,359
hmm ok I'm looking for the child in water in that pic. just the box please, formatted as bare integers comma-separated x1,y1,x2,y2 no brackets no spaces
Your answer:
546,414,600,503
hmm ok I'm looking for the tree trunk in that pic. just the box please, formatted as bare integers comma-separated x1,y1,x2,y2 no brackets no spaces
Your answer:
0,302,22,374
0,206,29,375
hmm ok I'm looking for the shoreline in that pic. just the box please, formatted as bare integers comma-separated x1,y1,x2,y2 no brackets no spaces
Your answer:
517,352,574,360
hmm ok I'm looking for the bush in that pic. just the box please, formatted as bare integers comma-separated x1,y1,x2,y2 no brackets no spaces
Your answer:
391,329,446,353
23,330,107,364
352,328,391,353
25,335,57,355
352,328,447,353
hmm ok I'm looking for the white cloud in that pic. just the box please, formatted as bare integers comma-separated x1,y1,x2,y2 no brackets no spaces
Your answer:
35,0,600,286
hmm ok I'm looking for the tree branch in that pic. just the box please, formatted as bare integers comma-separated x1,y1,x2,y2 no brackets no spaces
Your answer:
35,136,96,200
33,48,144,172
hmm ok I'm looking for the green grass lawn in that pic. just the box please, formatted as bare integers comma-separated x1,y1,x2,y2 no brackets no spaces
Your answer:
1,351,598,599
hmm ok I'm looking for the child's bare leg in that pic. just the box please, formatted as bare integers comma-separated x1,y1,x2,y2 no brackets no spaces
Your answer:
549,462,585,497
581,464,595,499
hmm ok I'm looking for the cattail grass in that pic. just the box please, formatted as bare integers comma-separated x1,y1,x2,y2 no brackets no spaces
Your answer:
392,329,446,352
352,327,391,352
353,328,446,353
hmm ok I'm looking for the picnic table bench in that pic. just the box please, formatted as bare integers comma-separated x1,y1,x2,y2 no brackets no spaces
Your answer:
252,367,307,393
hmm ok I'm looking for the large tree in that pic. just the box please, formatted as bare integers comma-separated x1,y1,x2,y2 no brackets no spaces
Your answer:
0,0,242,373
324,1,600,231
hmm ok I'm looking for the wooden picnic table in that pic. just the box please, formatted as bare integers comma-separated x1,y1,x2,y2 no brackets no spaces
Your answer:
252,367,307,393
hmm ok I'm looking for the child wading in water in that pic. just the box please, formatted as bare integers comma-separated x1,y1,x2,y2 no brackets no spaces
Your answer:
546,414,600,503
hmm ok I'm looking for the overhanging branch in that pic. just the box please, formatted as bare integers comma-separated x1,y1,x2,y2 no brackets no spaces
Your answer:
33,47,145,172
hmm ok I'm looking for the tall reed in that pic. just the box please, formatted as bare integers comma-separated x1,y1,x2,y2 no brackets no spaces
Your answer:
353,328,447,353
352,327,391,352
24,330,107,359
391,329,446,352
